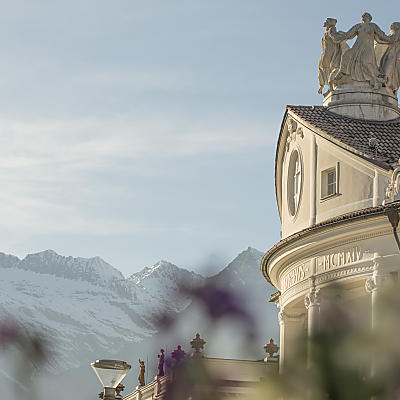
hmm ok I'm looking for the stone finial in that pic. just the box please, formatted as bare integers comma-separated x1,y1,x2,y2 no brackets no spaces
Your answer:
171,345,186,363
264,338,279,358
264,338,279,363
190,333,206,357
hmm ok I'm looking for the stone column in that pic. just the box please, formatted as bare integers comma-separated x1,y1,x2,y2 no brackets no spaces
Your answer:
278,310,286,372
365,254,388,377
279,310,306,372
304,282,321,367
305,286,321,337
365,255,387,331
365,276,378,330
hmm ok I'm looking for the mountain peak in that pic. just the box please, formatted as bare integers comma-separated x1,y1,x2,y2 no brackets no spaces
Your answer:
210,247,264,283
129,260,183,284
17,250,124,285
129,260,204,288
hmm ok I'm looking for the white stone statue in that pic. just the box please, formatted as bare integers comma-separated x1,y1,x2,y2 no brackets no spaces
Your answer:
378,22,400,95
318,18,349,94
328,13,394,89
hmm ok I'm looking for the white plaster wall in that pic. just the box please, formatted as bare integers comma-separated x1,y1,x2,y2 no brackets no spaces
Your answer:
279,117,390,238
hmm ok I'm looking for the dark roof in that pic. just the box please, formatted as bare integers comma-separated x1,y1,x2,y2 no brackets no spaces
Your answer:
261,201,400,284
287,105,400,168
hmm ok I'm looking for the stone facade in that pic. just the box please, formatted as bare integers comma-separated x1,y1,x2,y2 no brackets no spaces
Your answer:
262,13,400,372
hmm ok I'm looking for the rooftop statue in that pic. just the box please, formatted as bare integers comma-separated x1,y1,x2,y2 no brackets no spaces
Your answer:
378,22,400,95
319,13,399,93
157,349,165,377
318,18,349,94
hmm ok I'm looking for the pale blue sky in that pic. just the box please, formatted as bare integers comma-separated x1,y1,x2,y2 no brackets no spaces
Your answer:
0,1,397,275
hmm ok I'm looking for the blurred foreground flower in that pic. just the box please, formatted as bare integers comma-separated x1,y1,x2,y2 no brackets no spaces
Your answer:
0,317,49,400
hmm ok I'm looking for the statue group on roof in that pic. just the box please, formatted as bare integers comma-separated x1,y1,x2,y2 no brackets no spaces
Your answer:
318,13,400,95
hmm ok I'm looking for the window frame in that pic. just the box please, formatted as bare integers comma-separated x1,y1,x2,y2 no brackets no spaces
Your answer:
287,148,303,218
320,163,339,200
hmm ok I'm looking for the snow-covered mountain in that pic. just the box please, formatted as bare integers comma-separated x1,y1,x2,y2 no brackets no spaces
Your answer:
0,251,203,372
9,249,125,286
129,260,205,312
0,247,278,400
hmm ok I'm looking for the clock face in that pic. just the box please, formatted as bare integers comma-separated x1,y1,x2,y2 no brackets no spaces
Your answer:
287,149,303,217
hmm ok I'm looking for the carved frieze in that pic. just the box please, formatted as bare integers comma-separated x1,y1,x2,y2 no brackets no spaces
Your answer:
281,263,307,292
279,244,374,302
286,118,304,152
317,246,363,272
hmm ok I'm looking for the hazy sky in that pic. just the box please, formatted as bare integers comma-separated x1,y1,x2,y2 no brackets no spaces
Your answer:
0,1,397,275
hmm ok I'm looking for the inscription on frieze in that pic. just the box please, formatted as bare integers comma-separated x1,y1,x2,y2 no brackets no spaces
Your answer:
317,246,362,271
281,264,306,292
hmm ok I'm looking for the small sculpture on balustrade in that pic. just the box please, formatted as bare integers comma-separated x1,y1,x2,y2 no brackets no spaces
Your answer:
190,333,206,357
157,348,165,377
115,383,125,399
138,359,145,386
171,345,186,365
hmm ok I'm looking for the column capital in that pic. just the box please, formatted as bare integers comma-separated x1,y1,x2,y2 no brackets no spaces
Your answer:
278,310,285,325
278,310,305,325
304,288,321,309
365,276,377,293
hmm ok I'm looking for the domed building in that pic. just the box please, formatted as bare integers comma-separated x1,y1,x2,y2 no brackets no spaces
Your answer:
261,14,400,370
119,14,400,399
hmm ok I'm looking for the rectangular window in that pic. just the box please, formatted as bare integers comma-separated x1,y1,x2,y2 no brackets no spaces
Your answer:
327,170,336,196
321,164,339,199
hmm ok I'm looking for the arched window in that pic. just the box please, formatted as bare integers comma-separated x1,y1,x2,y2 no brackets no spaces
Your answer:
287,150,303,216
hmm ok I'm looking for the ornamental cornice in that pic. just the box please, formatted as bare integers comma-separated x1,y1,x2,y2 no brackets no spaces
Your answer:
280,280,311,308
273,227,388,286
261,204,398,285
315,263,373,286
280,262,374,308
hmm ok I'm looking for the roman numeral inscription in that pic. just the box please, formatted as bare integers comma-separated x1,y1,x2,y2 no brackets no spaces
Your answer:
281,264,306,292
318,247,362,271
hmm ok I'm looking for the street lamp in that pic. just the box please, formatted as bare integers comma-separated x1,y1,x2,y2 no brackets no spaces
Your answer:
91,359,131,400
